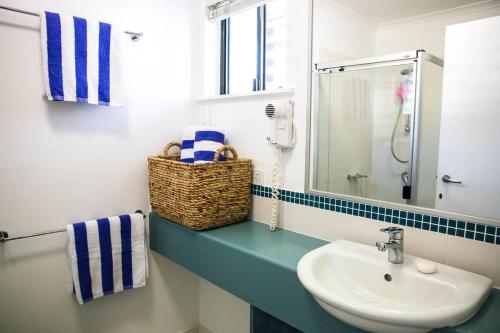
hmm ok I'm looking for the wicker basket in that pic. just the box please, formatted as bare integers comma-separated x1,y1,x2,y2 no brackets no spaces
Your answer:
148,142,252,230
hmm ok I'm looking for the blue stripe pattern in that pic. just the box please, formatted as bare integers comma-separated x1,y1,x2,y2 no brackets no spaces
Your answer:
193,130,225,163
195,131,225,143
180,140,195,163
45,12,64,100
97,218,114,295
181,140,194,149
98,22,111,105
42,12,122,106
68,214,146,304
120,215,133,289
73,222,93,302
73,16,88,102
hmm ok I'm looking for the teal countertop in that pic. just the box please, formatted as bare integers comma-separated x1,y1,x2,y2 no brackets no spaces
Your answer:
149,213,500,333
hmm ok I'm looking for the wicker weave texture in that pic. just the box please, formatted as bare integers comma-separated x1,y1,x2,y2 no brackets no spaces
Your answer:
148,142,252,230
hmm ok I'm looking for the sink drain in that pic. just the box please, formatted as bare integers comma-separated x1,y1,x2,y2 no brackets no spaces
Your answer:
384,274,392,282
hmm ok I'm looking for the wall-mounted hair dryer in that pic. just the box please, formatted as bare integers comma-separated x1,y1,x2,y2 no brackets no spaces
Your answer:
265,100,294,149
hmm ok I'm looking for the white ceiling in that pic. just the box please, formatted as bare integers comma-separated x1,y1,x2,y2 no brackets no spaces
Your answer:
330,0,492,24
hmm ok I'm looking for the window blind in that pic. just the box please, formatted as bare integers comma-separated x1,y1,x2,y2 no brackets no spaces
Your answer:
207,0,266,21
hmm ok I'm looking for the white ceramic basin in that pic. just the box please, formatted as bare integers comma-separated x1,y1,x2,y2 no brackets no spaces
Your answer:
297,240,492,333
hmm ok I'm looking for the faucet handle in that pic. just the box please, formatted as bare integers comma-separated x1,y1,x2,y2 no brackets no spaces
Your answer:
380,227,404,240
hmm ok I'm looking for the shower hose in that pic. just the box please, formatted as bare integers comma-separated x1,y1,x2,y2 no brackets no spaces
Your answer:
391,104,409,164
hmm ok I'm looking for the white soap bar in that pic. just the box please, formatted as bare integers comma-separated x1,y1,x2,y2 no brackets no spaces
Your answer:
416,260,438,274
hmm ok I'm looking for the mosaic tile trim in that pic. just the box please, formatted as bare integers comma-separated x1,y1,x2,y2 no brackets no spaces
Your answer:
251,184,500,246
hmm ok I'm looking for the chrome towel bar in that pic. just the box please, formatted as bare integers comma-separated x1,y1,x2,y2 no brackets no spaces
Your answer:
0,210,146,243
0,4,143,41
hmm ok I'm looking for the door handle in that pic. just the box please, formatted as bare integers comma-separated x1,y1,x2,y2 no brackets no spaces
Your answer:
347,173,368,180
442,174,462,184
400,171,409,186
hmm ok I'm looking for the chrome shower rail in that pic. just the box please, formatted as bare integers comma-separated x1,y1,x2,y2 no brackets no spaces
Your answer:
0,4,143,41
0,210,146,243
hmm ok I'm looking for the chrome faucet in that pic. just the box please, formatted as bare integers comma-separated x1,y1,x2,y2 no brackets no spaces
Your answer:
376,227,404,264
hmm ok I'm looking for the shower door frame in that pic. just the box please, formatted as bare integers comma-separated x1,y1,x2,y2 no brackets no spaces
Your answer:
307,50,444,207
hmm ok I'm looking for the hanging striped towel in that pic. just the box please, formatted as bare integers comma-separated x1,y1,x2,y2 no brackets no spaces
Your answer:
194,129,226,164
40,11,124,106
66,213,147,304
180,126,196,163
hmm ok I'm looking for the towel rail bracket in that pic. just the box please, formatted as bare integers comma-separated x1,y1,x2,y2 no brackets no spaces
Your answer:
0,5,143,41
0,210,146,243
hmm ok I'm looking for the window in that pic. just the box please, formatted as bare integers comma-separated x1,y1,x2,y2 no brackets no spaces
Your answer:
215,0,287,95
264,0,287,91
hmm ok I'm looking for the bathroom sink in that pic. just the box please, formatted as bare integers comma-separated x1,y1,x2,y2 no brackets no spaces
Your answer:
297,240,492,333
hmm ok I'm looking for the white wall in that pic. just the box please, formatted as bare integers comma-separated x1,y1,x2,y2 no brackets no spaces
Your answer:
375,1,500,57
0,0,199,332
198,279,250,333
313,0,375,63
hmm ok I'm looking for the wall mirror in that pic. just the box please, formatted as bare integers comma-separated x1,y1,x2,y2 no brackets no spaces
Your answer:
306,0,500,224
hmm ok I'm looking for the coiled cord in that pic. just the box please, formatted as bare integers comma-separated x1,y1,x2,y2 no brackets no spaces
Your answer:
269,146,281,231
268,110,296,231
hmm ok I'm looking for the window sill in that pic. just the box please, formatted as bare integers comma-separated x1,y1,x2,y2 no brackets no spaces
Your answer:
197,88,294,102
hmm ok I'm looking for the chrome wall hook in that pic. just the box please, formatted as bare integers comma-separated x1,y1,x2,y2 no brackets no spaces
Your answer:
0,230,8,242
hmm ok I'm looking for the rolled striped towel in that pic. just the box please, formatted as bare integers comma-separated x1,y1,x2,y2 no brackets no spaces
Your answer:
194,129,225,164
180,127,196,163
66,213,147,304
40,11,124,106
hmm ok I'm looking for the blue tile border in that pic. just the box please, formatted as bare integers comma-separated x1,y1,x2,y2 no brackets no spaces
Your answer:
251,184,500,246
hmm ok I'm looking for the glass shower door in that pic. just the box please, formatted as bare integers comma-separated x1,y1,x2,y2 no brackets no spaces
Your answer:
315,62,416,204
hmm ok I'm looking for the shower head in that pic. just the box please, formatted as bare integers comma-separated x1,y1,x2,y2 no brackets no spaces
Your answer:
400,68,413,76
396,67,414,102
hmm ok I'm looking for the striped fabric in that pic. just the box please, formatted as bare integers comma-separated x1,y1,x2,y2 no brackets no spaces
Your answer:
193,129,225,164
66,213,147,304
40,11,124,106
180,127,196,163
179,127,226,164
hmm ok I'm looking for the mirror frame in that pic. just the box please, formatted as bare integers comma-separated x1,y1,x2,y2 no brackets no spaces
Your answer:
304,0,500,226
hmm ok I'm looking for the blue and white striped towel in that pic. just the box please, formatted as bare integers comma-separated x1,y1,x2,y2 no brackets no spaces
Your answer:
40,11,124,106
180,127,196,163
66,213,147,304
194,129,225,164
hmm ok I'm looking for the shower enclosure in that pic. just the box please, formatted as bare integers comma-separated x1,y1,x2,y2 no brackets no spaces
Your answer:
311,50,443,207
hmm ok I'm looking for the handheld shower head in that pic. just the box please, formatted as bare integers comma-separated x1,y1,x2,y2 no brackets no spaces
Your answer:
400,68,413,76
391,66,414,164
396,67,414,101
